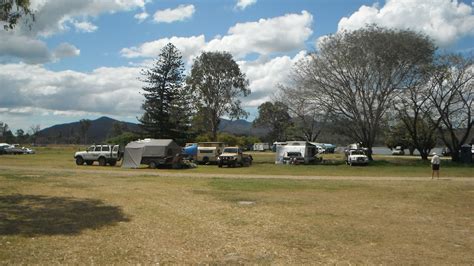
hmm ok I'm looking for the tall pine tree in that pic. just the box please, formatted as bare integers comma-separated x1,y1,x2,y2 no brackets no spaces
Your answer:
139,43,191,144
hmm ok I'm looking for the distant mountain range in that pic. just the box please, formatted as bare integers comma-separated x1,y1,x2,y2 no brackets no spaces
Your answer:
38,116,140,144
37,116,267,144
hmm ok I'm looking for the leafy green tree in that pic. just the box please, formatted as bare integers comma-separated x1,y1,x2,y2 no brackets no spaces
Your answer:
296,26,435,160
106,132,140,147
253,101,292,142
187,51,250,141
0,0,34,30
139,43,192,145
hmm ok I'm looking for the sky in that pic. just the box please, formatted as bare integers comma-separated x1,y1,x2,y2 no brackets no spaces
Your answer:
1,0,474,132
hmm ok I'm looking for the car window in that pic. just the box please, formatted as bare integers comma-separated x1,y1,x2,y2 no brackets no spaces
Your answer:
224,148,238,153
112,146,119,152
87,146,95,152
102,146,110,152
94,146,101,152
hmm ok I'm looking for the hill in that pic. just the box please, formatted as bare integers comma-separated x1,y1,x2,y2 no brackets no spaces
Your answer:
37,117,267,144
37,117,140,144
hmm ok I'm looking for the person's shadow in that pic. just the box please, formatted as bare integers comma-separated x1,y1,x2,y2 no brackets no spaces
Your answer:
0,194,129,236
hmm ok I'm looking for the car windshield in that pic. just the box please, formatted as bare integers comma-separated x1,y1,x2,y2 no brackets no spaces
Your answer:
351,150,365,155
87,146,95,152
223,148,238,153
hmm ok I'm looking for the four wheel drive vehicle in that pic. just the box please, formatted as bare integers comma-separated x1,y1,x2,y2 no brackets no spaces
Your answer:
345,149,369,166
74,144,121,166
392,146,405,155
217,147,253,167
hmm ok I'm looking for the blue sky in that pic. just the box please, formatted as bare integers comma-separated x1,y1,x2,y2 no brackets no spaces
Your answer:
1,0,474,132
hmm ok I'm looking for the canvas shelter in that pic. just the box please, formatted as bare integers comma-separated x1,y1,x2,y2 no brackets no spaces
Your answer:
122,139,181,168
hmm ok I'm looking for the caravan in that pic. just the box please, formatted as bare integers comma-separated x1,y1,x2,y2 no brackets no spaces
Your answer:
275,141,320,164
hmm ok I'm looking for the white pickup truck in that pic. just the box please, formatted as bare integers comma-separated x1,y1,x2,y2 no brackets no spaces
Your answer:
74,144,121,166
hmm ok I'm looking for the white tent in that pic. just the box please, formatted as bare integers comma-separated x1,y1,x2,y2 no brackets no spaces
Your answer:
122,139,181,168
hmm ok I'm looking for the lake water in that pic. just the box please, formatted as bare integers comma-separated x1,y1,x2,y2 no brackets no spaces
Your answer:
371,147,443,155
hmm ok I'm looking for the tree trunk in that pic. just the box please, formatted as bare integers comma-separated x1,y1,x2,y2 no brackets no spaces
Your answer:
409,147,415,156
451,149,460,162
366,147,374,161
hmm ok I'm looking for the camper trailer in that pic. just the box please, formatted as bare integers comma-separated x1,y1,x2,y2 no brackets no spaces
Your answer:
253,142,270,151
197,142,226,164
122,139,182,169
275,141,320,164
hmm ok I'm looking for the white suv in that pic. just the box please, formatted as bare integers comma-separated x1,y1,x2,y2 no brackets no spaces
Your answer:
74,144,121,166
346,149,369,166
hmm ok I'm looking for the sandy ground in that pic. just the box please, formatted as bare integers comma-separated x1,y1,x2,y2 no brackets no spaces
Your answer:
0,164,472,182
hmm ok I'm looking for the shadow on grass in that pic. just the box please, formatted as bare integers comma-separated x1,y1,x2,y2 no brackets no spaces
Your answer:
0,194,129,236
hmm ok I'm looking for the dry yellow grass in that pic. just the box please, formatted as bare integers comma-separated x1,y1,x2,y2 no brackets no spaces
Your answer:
1,166,473,264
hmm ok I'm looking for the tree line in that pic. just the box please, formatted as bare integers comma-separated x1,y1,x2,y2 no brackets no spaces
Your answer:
252,26,473,162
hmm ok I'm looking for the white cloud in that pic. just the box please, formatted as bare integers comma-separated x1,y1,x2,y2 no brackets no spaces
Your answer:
236,0,257,10
0,63,143,116
71,20,98,33
134,11,149,23
238,51,308,107
338,0,474,47
27,0,148,36
53,43,80,59
122,11,314,62
120,35,206,62
205,11,313,58
1,0,148,64
153,4,195,23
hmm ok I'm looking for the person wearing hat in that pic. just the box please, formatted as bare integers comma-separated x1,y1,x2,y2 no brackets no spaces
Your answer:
431,152,440,179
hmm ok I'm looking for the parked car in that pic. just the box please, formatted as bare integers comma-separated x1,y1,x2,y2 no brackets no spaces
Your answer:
74,144,121,166
217,147,252,167
345,149,369,166
4,144,26,155
392,146,405,155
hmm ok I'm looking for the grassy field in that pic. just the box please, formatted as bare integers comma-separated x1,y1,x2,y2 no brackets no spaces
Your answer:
0,145,473,177
0,146,473,263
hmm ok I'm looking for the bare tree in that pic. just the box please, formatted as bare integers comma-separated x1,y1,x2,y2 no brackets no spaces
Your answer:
393,65,439,160
429,54,474,162
278,83,329,142
297,26,435,160
29,124,40,144
79,119,91,145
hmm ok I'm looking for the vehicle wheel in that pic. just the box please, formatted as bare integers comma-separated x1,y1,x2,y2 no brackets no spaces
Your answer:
109,160,117,166
218,161,223,168
149,161,157,169
75,157,84,165
98,157,106,166
202,157,209,165
85,160,93,165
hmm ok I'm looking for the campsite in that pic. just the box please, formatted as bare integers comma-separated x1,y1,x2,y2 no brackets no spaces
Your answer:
0,145,473,264
2,0,474,264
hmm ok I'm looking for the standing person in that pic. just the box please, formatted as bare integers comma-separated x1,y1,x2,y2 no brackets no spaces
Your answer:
431,152,440,179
